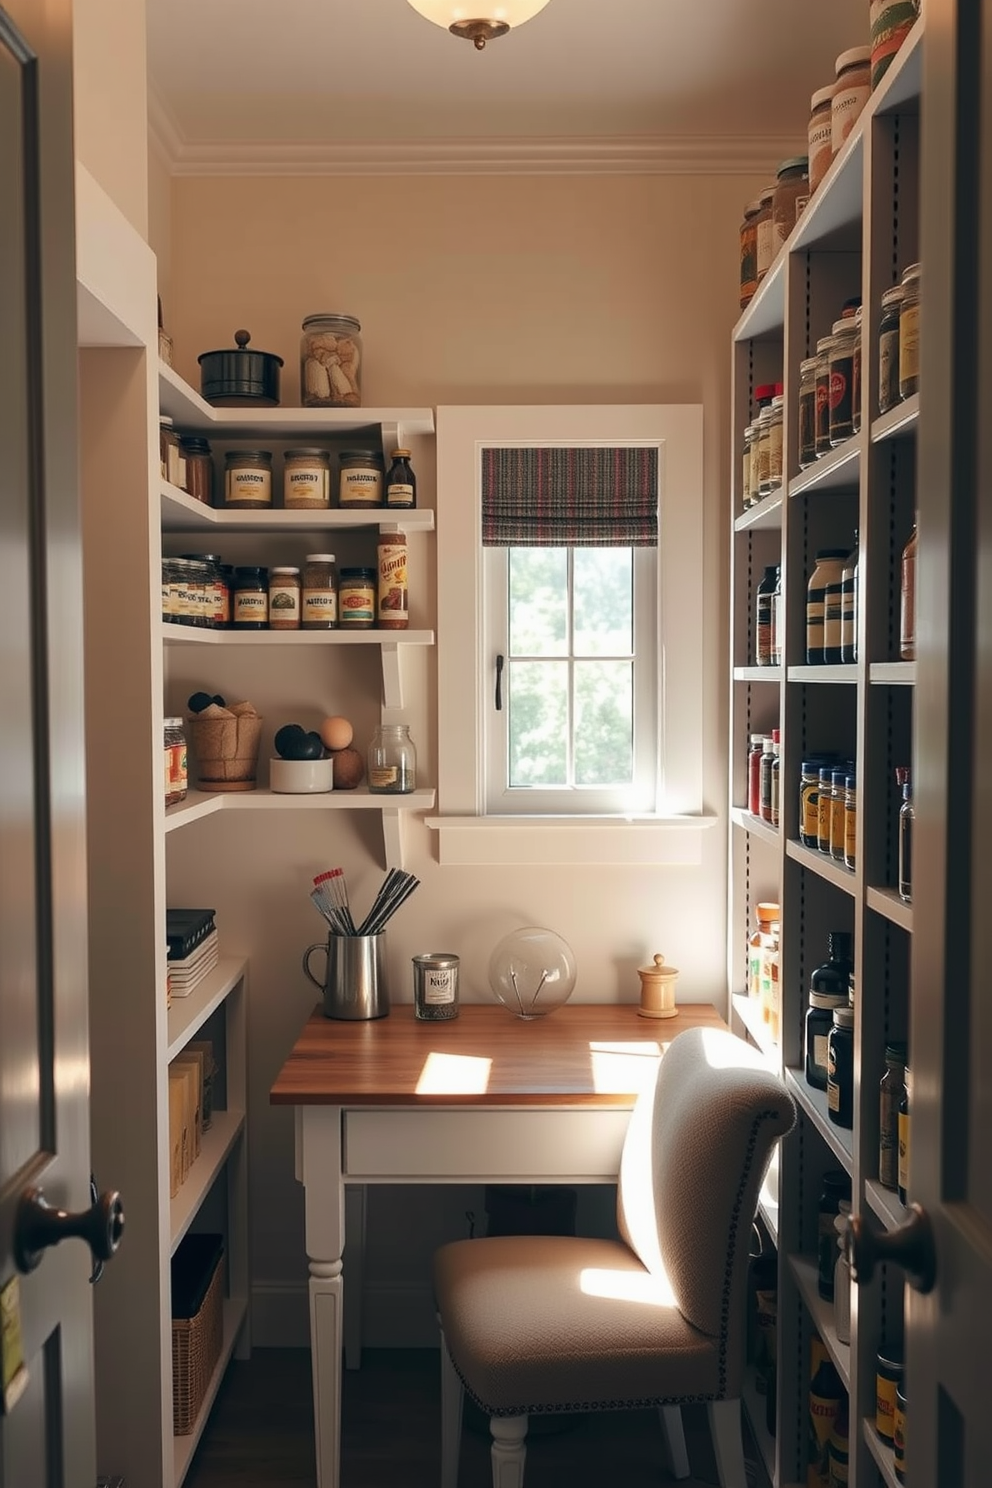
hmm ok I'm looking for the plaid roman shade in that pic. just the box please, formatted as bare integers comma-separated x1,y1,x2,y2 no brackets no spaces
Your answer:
481,446,659,547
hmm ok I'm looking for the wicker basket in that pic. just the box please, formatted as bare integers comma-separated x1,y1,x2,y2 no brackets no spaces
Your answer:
172,1235,225,1435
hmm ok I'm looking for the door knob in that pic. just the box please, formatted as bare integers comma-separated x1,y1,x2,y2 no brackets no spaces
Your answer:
13,1185,125,1275
847,1202,936,1294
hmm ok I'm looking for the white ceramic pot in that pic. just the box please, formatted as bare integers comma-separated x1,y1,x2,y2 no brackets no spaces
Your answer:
269,756,334,794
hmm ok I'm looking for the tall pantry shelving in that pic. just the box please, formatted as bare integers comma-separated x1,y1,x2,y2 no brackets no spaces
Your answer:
728,19,922,1488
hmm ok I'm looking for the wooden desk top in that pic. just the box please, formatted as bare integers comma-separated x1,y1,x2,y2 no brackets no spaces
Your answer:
270,1002,726,1108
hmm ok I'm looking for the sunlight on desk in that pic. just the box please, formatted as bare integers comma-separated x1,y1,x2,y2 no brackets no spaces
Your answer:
587,1039,663,1094
579,1266,677,1308
415,1051,493,1095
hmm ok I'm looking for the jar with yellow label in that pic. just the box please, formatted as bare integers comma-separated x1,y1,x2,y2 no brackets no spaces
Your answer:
339,567,376,628
232,566,268,628
268,567,301,630
377,531,408,630
164,717,188,807
224,450,273,510
338,450,383,509
301,554,338,630
283,448,331,510
876,1348,903,1445
368,723,417,794
899,263,921,398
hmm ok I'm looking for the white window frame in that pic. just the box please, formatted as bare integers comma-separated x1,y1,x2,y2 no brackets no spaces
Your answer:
428,405,713,866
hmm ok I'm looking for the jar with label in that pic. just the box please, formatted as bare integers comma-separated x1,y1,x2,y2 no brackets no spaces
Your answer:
824,548,850,662
300,312,362,407
368,723,417,793
876,1347,904,1444
164,717,188,807
815,336,836,456
338,450,383,509
232,566,268,628
772,156,809,249
747,735,765,816
829,317,859,446
765,394,784,493
830,767,848,860
809,1358,845,1488
377,531,409,630
770,565,783,666
412,953,460,1021
754,187,776,283
301,553,339,630
807,549,849,663
805,988,848,1090
798,356,819,467
268,567,301,630
385,449,417,509
766,920,781,1041
894,1383,907,1482
741,424,757,509
283,448,331,510
161,557,177,624
879,1041,907,1189
899,263,921,398
755,564,778,665
799,760,824,848
770,736,781,831
748,902,779,1003
740,198,762,308
339,566,376,628
218,565,234,627
180,436,213,506
160,416,183,487
843,773,857,869
754,404,773,498
833,1201,852,1345
900,519,917,659
827,1005,855,1128
817,1170,851,1299
832,47,871,152
180,552,223,629
808,85,835,192
841,539,858,662
760,732,778,825
852,306,863,433
878,284,904,413
224,450,273,510
898,1064,912,1202
871,0,920,88
896,766,913,902
818,765,837,853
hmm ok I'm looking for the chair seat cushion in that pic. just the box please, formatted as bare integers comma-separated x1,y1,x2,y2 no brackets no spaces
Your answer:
434,1234,721,1416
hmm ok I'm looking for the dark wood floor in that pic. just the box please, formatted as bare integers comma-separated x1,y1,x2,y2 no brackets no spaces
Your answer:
183,1348,754,1488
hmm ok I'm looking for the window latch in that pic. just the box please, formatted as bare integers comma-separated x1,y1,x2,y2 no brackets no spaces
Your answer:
495,653,504,711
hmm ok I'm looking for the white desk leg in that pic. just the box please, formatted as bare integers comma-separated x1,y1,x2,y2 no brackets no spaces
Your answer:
344,1183,367,1370
301,1106,346,1488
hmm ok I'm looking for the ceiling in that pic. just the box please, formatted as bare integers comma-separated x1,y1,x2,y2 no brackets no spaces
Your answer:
147,0,870,171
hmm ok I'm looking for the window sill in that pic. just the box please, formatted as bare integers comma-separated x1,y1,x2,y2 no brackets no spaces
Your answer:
424,813,718,866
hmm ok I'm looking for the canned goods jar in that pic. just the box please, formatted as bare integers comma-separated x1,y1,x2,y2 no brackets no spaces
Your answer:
879,284,905,413
412,953,460,1021
829,317,859,446
224,450,273,510
832,47,871,153
826,1004,855,1127
740,197,762,308
164,717,188,807
180,436,213,506
301,553,338,630
772,157,809,251
160,416,183,487
378,531,409,630
339,567,376,628
180,552,224,629
876,1347,904,1444
283,448,331,509
798,356,819,467
808,85,835,192
871,0,920,89
338,450,383,509
754,187,776,283
300,313,362,407
268,566,301,630
899,262,921,398
232,566,269,628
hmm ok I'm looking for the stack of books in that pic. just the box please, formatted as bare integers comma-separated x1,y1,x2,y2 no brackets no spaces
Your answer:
166,909,218,1001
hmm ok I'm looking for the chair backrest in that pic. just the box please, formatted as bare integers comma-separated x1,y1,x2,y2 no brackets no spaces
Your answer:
617,1026,795,1379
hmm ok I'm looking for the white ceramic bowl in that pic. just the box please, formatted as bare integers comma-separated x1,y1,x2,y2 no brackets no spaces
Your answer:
269,756,334,794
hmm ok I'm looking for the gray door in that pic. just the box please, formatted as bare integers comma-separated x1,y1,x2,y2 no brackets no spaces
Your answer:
0,2,110,1483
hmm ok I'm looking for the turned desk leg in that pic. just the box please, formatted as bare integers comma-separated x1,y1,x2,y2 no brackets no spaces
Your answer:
300,1107,346,1488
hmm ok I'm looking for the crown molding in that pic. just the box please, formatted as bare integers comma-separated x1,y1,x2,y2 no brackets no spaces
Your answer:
147,83,185,168
150,126,797,179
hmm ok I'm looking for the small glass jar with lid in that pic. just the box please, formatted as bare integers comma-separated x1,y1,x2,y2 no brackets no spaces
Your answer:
798,357,819,467
268,566,301,630
739,198,762,308
180,436,213,505
852,306,864,433
367,723,417,794
879,1041,907,1189
232,566,269,628
754,405,773,497
754,187,776,283
741,424,758,508
814,336,836,455
338,450,384,509
832,47,871,153
843,772,857,869
180,552,222,629
385,449,417,509
164,717,188,807
828,317,860,446
339,567,377,628
826,1005,855,1127
897,766,914,902
899,262,921,398
878,284,905,413
160,416,183,487
301,554,339,630
300,313,362,407
806,547,849,662
764,395,784,494
808,85,835,192
772,156,809,249
224,450,273,510
283,448,331,510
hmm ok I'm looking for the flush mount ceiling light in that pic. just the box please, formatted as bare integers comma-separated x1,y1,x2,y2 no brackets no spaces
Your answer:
406,0,553,49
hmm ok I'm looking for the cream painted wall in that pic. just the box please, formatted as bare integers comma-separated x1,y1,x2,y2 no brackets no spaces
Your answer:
147,143,172,316
165,170,765,1342
72,0,148,235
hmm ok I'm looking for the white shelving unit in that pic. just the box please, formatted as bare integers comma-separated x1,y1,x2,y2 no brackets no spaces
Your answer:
728,22,923,1485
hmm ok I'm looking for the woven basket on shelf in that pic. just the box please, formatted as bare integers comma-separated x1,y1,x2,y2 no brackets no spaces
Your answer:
172,1242,224,1434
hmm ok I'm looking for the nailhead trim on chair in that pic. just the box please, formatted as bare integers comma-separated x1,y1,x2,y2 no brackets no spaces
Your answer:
451,1108,782,1420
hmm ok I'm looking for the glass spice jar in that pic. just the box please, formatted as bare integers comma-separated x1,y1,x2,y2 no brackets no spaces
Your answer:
754,187,776,283
339,566,376,628
899,263,921,399
844,772,857,869
827,1004,855,1128
770,565,783,666
828,317,859,446
897,767,914,903
799,760,823,848
300,312,362,407
871,0,920,89
268,566,301,630
159,416,183,487
815,336,836,455
766,394,784,493
377,531,408,630
818,765,837,853
180,552,223,629
798,356,819,467
808,85,835,192
755,564,778,666
830,767,848,859
164,717,188,807
900,519,918,659
754,404,773,498
878,284,905,413
898,1066,912,1203
879,1041,907,1190
852,306,863,432
832,47,872,153
807,548,849,663
772,156,809,250
367,723,417,794
338,450,383,509
232,565,269,628
224,450,273,510
742,424,757,509
283,448,331,510
748,734,765,816
841,537,858,662
876,1347,904,1445
740,197,762,308
180,436,213,506
412,953,460,1021
385,449,417,509
301,553,339,630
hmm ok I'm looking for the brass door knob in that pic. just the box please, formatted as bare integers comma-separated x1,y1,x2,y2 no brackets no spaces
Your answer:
14,1185,124,1275
847,1202,936,1294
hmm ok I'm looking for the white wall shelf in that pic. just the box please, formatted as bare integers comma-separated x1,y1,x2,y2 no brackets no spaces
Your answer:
733,666,782,683
167,958,247,1061
163,625,434,647
787,665,857,684
788,437,862,498
788,1255,851,1391
864,1179,907,1235
785,1070,853,1172
785,839,857,895
734,492,783,532
868,661,916,685
866,886,913,933
169,1109,246,1254
871,394,919,444
730,807,779,848
161,479,434,533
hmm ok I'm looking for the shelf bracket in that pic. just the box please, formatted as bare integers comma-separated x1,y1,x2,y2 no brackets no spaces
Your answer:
380,642,403,710
380,807,404,871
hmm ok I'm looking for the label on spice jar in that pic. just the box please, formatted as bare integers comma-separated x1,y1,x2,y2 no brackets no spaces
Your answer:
386,482,414,507
756,217,775,278
378,539,408,626
303,588,337,625
226,468,271,505
340,584,374,624
832,82,870,150
422,968,456,1005
369,766,400,790
340,469,382,505
234,591,267,624
899,303,920,389
286,469,328,506
269,584,300,625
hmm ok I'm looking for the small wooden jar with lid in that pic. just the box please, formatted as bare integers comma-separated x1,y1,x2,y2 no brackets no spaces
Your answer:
636,954,679,1019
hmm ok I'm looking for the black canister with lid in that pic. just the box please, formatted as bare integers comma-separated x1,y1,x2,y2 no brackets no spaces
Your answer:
817,1169,852,1299
827,1005,855,1128
232,566,269,629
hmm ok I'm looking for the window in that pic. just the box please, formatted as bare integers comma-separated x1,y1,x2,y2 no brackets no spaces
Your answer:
431,405,710,865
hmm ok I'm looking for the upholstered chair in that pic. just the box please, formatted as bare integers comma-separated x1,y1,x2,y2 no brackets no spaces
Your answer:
433,1025,795,1488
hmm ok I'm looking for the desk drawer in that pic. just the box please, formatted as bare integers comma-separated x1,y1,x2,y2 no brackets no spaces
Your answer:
343,1109,631,1180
